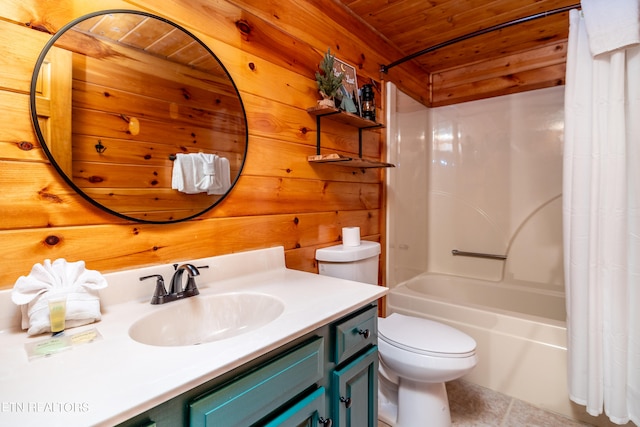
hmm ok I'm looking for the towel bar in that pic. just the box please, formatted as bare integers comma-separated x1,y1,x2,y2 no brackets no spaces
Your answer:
451,249,507,260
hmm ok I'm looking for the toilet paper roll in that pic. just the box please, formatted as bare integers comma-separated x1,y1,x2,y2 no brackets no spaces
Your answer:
342,227,361,247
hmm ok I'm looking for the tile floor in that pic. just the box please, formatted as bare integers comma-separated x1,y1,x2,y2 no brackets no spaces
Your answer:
378,379,593,427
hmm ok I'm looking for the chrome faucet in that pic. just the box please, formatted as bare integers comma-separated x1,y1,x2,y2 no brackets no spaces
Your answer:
139,264,208,305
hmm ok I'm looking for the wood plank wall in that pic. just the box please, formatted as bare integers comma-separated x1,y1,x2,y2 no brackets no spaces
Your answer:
0,0,418,290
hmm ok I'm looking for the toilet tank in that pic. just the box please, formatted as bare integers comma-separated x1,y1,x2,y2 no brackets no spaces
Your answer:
315,241,381,285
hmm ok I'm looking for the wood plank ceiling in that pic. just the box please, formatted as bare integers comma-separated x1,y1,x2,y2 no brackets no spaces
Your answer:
336,0,580,106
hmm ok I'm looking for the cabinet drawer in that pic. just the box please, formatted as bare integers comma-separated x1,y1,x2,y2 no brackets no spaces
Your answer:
189,337,324,427
333,305,377,365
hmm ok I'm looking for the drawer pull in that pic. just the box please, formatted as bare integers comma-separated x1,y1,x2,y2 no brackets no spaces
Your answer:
340,396,352,408
358,328,370,339
319,417,333,426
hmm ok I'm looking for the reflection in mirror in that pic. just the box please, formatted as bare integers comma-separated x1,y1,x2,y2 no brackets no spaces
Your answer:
30,10,248,223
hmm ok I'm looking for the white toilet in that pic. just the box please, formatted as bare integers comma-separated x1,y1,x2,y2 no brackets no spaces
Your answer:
316,241,477,427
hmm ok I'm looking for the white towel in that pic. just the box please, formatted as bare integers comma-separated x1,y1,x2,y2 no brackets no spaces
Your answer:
171,153,231,195
171,153,200,194
582,0,640,56
11,259,108,336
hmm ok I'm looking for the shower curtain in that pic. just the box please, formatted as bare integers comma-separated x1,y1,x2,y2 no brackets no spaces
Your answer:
563,3,640,425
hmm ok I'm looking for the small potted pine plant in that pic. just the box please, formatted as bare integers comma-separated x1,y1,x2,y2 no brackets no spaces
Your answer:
315,48,344,108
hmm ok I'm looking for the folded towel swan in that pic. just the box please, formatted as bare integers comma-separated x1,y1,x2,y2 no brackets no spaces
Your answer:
11,259,108,336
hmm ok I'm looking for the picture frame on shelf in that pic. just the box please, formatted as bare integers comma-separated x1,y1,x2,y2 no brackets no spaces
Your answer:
332,57,360,115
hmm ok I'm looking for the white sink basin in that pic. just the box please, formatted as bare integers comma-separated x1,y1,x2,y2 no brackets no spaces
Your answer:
128,293,285,347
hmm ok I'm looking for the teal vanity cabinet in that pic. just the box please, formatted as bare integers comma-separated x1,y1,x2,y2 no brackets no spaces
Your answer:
330,304,379,427
117,303,378,427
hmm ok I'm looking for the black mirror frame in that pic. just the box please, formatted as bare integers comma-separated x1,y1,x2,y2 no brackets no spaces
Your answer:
29,9,248,224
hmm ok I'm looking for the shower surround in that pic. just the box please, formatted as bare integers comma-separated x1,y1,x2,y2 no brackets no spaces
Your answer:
386,84,564,287
385,83,574,417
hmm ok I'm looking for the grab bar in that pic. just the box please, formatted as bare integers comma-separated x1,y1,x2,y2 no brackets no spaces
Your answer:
451,249,507,260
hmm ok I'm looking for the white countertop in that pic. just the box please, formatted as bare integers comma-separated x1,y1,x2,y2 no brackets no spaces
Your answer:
0,246,387,427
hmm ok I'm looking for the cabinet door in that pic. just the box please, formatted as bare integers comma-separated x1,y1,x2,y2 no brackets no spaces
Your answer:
331,346,378,427
262,387,329,427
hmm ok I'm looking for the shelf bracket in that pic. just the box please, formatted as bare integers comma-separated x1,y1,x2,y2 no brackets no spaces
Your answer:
357,123,384,158
307,106,394,168
315,110,341,155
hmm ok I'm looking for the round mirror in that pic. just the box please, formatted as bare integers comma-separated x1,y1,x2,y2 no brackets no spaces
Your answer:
30,10,248,223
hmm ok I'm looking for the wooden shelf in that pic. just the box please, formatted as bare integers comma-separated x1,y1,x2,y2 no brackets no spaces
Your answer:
306,106,383,128
306,106,394,169
307,153,395,168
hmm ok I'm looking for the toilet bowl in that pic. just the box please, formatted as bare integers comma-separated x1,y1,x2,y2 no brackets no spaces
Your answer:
377,313,477,426
315,242,477,427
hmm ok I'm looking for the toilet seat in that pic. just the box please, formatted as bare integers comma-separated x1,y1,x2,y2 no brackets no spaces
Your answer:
378,313,476,358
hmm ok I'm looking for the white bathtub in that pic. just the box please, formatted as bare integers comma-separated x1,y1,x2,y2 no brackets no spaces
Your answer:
386,272,575,419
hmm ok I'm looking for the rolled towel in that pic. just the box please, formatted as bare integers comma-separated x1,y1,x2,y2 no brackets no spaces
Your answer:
195,153,217,194
11,259,108,336
208,156,231,195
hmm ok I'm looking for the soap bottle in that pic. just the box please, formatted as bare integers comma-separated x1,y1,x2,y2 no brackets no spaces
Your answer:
48,296,67,334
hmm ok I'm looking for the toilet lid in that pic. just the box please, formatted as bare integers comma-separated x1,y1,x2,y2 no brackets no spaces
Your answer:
378,313,476,358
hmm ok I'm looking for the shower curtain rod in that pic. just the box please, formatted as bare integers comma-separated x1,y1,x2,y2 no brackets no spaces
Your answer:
380,3,581,73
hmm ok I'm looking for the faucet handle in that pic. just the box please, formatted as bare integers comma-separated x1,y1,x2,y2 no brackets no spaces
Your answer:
140,274,168,305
